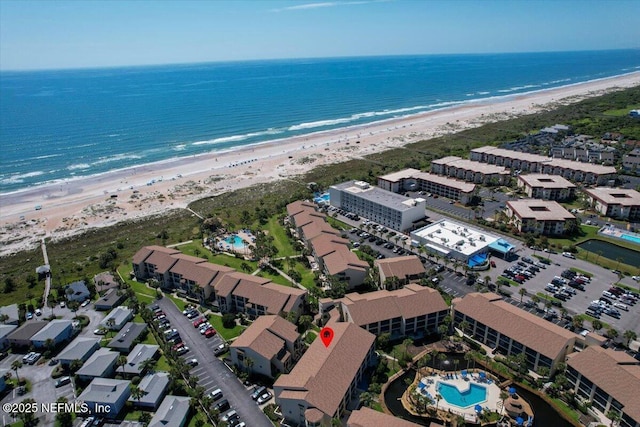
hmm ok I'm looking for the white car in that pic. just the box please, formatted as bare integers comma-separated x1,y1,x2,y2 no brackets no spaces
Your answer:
93,328,106,335
257,391,273,404
562,252,575,259
613,302,629,311
632,276,640,281
60,301,66,308
81,300,90,307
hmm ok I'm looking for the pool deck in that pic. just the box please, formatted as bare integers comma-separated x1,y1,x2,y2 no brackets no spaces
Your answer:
417,372,502,418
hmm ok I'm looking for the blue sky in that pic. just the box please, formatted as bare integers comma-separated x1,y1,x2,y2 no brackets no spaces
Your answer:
1,0,639,70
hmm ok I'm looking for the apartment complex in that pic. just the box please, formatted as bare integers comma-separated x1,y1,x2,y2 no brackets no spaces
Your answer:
287,201,369,289
375,255,426,289
430,156,511,185
584,187,640,221
339,284,448,339
410,219,515,264
470,146,617,185
377,168,477,204
132,246,307,319
622,148,640,172
566,346,640,427
274,322,376,427
517,174,576,201
230,315,303,379
329,181,426,231
453,293,576,374
550,136,616,165
505,200,576,236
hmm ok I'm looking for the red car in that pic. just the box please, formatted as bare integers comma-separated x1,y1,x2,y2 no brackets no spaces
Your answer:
490,260,496,268
204,328,217,338
193,318,205,328
172,342,185,351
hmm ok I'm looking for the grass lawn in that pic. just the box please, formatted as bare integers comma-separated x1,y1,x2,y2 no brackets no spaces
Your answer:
293,263,317,289
264,216,296,257
614,283,640,295
550,398,581,423
142,330,158,345
256,269,293,286
208,314,245,341
208,254,258,272
187,413,214,427
124,410,145,421
370,402,384,412
569,267,593,277
535,292,562,305
603,105,640,117
167,294,189,312
326,216,351,231
305,331,317,344
155,355,171,372
117,265,157,299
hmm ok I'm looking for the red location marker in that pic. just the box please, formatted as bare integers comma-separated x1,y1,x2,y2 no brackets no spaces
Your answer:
320,327,334,348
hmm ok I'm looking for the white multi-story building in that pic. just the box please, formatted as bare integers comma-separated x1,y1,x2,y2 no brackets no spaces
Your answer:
517,174,576,201
329,181,426,231
430,156,511,185
506,199,576,236
584,187,640,221
377,168,477,204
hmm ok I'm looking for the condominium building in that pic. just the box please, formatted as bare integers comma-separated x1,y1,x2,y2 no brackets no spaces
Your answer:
378,168,477,204
566,346,640,427
329,181,426,231
274,322,376,427
622,148,640,172
230,315,303,379
410,219,515,265
517,174,576,201
339,284,448,338
584,187,640,221
505,200,576,236
470,146,617,185
430,156,511,185
375,255,426,289
453,293,576,374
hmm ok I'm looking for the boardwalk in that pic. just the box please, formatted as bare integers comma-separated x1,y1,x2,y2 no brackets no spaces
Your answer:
41,238,51,307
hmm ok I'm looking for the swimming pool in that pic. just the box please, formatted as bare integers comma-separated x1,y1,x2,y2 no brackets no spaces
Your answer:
224,235,246,248
437,382,487,408
620,233,640,245
313,192,330,204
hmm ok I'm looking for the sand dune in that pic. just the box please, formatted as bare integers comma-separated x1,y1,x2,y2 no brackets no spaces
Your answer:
1,72,639,256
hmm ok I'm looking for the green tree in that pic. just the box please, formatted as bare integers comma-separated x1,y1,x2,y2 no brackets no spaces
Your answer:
519,287,527,303
592,319,603,333
55,396,73,427
606,328,619,340
222,313,236,329
140,357,156,374
139,411,152,425
117,355,128,376
18,398,37,426
623,330,638,347
499,390,510,414
376,333,391,352
11,359,23,383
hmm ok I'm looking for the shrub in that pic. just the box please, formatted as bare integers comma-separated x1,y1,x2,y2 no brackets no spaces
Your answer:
222,313,236,329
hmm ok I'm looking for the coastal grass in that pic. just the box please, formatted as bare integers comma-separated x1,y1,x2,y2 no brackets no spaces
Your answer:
3,87,640,300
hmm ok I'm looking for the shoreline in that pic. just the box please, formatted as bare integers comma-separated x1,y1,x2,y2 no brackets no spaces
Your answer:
1,72,639,256
3,70,640,197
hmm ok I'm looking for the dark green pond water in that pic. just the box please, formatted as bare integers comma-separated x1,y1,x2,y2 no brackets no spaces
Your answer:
577,239,640,266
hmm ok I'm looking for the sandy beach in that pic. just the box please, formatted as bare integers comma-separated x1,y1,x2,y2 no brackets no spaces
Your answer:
1,72,639,256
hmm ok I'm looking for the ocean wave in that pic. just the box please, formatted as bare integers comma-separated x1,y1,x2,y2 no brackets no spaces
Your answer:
173,144,187,151
497,84,541,93
192,128,283,146
0,170,45,185
67,163,91,171
31,154,62,160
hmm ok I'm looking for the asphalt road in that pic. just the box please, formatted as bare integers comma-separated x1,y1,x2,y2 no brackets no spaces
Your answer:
156,298,272,427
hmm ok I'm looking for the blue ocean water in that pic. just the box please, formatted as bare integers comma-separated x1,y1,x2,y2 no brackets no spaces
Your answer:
1,50,639,193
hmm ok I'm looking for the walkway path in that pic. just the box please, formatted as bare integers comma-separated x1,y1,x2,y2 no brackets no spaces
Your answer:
264,261,308,291
167,240,193,248
41,238,51,307
186,207,204,220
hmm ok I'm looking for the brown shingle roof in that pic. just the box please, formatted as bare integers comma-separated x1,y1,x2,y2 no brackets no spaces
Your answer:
286,200,317,217
341,284,447,326
453,293,575,360
230,315,299,360
323,248,368,276
347,407,422,427
274,322,375,419
567,346,640,422
170,260,232,288
132,246,180,265
310,233,350,258
301,221,341,241
145,251,180,274
375,256,425,281
293,211,326,229
214,272,271,298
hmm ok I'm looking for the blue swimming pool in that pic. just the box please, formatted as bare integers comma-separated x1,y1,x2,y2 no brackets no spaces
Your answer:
313,192,330,204
437,382,487,408
620,233,640,245
224,235,246,248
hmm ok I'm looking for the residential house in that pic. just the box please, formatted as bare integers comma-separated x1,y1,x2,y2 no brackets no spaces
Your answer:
129,372,170,409
453,292,576,374
148,395,191,427
230,315,303,379
0,304,20,325
93,272,120,292
77,378,131,419
375,255,425,289
339,284,448,338
57,337,101,368
100,307,133,331
120,344,159,377
505,200,576,236
76,348,119,381
622,148,640,172
6,321,47,348
95,289,126,311
566,346,640,427
65,281,90,302
0,324,18,351
107,322,148,353
274,322,376,426
30,319,73,349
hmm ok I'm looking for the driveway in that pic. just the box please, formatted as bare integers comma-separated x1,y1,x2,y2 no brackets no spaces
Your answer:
156,298,272,427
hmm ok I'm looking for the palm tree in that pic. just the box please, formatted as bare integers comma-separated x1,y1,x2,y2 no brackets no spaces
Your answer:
435,393,442,411
0,313,9,324
591,319,603,334
130,385,148,403
11,360,23,383
459,320,470,335
438,353,447,369
531,294,541,310
48,298,57,317
140,358,156,374
606,328,619,340
623,330,638,347
464,352,474,370
607,409,621,427
499,390,510,414
117,355,128,376
519,287,527,303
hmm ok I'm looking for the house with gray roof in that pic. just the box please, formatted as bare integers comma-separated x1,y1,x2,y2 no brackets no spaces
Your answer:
77,348,119,381
30,319,73,348
129,372,170,409
7,321,47,348
122,344,159,377
149,395,191,427
65,281,90,302
77,378,131,419
57,337,101,367
95,289,126,311
0,324,18,351
0,304,20,325
100,307,133,331
107,322,147,353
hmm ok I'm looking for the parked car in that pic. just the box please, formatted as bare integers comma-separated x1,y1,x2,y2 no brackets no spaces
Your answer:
205,328,217,338
251,386,267,400
214,399,230,413
562,252,576,259
55,376,71,388
210,389,223,401
257,391,273,404
186,358,198,367
214,343,228,356
613,302,629,311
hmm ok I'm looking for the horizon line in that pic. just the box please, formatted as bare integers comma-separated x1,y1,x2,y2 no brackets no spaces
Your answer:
2,47,639,73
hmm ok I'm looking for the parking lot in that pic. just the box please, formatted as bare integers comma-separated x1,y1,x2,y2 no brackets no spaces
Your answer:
155,298,272,427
